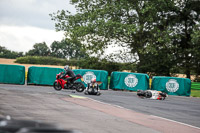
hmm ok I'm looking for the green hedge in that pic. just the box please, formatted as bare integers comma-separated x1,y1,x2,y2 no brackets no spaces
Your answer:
15,56,66,65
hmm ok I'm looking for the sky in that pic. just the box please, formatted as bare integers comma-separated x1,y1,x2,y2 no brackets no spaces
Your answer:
0,0,76,53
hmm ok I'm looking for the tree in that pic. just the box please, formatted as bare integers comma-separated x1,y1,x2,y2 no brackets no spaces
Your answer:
26,42,50,56
0,45,23,59
191,24,200,78
50,39,88,59
50,40,66,58
51,0,200,78
162,0,200,78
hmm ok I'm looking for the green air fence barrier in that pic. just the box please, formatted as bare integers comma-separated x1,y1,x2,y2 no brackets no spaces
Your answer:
73,69,108,90
0,64,25,85
27,66,64,85
151,76,191,96
109,71,149,91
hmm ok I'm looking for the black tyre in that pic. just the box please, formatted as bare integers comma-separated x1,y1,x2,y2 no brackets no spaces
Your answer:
160,92,167,97
53,81,62,91
145,91,152,98
75,82,85,92
137,90,145,97
97,92,101,96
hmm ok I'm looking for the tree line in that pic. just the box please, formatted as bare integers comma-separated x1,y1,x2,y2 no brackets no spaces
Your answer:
0,46,23,59
0,39,87,59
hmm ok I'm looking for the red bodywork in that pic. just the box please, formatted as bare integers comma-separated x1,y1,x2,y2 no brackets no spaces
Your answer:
55,72,83,89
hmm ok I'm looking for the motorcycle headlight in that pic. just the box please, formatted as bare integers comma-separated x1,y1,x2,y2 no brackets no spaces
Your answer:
81,78,84,82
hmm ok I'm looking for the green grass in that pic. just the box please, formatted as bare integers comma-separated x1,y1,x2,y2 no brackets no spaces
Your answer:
191,82,200,90
108,76,111,84
191,82,200,97
191,90,200,97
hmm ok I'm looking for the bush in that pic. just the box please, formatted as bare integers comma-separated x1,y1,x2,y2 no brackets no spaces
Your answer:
15,56,66,65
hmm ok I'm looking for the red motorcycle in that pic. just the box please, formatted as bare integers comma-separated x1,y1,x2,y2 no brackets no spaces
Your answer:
53,72,85,92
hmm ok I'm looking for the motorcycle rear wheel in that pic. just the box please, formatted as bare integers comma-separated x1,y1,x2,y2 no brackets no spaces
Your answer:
75,82,85,92
53,81,62,91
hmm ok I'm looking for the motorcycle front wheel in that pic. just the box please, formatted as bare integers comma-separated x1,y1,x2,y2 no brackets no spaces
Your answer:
75,82,85,92
53,81,62,91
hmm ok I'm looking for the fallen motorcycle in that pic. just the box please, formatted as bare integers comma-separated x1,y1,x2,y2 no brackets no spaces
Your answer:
53,72,85,92
137,90,168,100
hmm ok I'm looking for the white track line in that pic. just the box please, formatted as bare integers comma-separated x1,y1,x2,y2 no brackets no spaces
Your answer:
150,115,200,130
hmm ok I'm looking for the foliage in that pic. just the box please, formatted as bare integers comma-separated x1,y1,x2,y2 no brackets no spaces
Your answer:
79,57,121,75
15,56,66,66
25,40,88,59
50,41,65,58
50,0,200,79
167,1,200,79
50,39,88,59
0,45,23,59
191,25,200,77
26,42,50,56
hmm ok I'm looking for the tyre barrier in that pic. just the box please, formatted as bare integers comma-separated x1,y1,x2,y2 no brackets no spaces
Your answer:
27,66,64,85
0,64,25,85
109,71,149,91
151,76,191,96
73,69,108,90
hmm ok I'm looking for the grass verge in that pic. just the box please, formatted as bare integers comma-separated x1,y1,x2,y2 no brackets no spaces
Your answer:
191,82,200,90
191,82,200,97
191,90,200,97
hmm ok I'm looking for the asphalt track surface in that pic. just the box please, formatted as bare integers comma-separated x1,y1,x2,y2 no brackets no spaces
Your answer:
0,84,200,133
